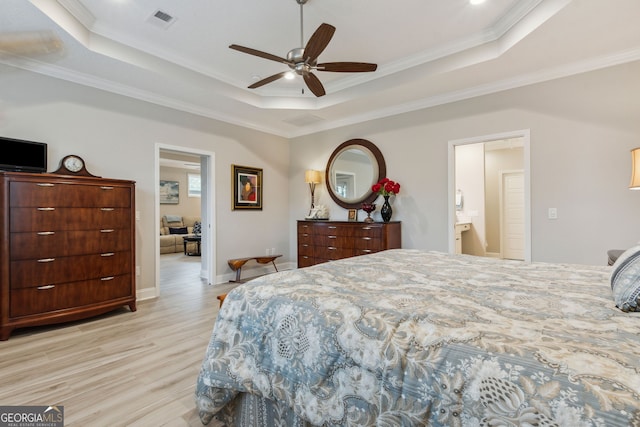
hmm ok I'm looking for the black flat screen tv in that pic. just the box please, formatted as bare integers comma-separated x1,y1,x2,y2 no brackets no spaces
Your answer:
0,136,48,173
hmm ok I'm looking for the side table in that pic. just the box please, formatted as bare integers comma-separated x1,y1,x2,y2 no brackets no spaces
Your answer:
183,236,202,256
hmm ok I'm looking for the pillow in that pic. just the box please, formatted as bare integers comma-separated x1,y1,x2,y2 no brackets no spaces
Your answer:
169,226,188,235
610,245,640,312
193,221,202,235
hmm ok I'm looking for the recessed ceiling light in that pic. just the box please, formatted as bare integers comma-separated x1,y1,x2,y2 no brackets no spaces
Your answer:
470,0,486,4
284,71,295,80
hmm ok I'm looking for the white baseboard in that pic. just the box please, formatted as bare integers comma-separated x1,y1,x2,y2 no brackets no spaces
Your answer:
485,252,501,258
136,286,158,301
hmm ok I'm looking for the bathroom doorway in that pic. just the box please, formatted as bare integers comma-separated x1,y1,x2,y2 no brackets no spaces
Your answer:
448,130,531,261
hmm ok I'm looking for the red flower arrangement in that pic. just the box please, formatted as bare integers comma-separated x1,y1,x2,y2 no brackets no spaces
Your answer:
372,177,400,197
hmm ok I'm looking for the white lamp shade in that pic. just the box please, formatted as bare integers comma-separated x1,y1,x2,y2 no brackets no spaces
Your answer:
305,170,321,184
630,148,640,189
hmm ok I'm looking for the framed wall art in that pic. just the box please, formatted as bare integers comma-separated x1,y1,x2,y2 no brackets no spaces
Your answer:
159,180,179,204
232,164,263,210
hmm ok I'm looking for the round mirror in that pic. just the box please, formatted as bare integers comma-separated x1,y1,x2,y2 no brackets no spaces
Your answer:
325,139,386,209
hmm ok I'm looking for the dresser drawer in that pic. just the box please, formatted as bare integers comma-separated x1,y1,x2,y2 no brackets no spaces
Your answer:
298,242,314,256
315,234,357,248
10,181,132,208
11,252,132,288
313,223,354,237
353,236,385,251
314,246,354,260
10,274,133,318
10,229,131,260
10,207,131,232
354,225,383,238
298,232,314,245
297,255,316,268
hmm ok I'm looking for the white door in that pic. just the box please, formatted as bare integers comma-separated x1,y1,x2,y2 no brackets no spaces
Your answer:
501,171,524,260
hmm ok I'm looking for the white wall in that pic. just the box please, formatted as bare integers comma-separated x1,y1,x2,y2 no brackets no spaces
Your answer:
289,61,640,266
455,143,486,256
0,67,290,294
159,166,201,219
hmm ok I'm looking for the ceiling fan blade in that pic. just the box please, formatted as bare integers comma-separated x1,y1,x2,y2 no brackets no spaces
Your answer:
229,44,290,65
303,23,335,63
303,72,326,97
317,62,378,72
248,71,288,89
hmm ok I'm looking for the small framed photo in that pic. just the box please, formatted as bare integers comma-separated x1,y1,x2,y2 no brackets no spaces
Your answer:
232,164,263,210
347,209,358,222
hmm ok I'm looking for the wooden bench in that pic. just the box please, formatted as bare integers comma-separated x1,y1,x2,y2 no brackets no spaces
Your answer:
227,254,282,283
217,294,226,308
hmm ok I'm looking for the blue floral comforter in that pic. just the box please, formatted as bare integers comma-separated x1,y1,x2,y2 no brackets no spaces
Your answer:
195,249,640,426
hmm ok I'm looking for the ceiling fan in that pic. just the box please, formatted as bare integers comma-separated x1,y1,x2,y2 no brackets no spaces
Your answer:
229,0,377,97
0,30,63,58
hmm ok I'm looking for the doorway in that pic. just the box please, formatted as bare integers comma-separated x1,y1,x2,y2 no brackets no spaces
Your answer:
448,130,531,262
155,144,216,296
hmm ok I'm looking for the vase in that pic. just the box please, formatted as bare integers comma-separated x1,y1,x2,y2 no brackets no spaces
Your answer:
361,203,375,223
380,196,392,222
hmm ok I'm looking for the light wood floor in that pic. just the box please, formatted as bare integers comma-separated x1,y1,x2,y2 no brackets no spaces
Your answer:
0,253,238,426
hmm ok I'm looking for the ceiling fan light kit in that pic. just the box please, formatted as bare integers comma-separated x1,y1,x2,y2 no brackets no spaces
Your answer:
230,0,377,97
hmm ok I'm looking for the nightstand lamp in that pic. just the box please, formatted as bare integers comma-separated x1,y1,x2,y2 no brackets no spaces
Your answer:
630,147,640,189
305,170,322,211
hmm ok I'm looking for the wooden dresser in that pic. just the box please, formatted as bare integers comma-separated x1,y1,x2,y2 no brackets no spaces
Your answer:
297,220,401,268
0,171,136,340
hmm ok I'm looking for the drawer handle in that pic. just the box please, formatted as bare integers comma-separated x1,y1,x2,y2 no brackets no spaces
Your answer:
362,237,372,240
37,231,55,236
100,229,115,233
100,186,114,190
101,208,115,211
36,183,55,187
328,226,337,229
37,285,55,290
302,244,309,247
101,276,115,281
37,258,55,263
362,250,372,253
101,253,115,257
361,226,372,230
37,207,55,211
302,233,309,237
302,256,309,259
328,247,336,250
328,236,336,239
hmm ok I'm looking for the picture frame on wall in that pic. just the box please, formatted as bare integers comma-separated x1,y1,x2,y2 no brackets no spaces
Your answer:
159,180,179,204
232,164,263,210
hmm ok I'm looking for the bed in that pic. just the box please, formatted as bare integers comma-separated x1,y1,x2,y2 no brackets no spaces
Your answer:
195,249,640,426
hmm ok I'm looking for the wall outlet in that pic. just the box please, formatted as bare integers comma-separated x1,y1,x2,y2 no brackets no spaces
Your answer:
135,266,140,276
548,208,558,219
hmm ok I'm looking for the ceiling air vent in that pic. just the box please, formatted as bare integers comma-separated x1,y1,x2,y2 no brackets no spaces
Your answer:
147,9,177,29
